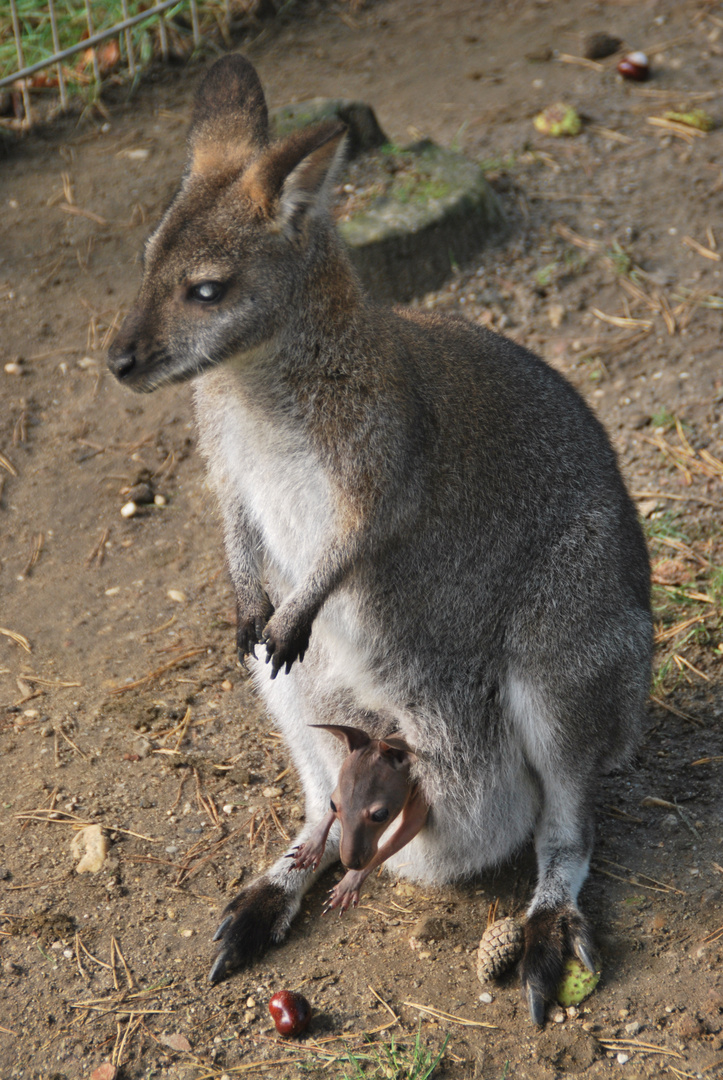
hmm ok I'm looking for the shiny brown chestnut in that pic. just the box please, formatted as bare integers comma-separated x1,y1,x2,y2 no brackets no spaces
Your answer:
617,51,649,81
268,990,312,1037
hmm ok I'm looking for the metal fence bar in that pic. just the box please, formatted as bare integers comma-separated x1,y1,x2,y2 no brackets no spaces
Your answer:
120,0,137,80
8,0,33,122
0,0,190,90
47,0,68,110
83,0,101,88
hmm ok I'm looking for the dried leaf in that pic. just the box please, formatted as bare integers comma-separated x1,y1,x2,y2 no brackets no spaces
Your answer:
160,1033,192,1052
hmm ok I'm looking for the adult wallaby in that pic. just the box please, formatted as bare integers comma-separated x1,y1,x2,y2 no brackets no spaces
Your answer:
107,53,652,1024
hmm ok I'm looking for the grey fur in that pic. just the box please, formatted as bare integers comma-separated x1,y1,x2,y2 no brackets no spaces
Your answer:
107,54,652,1022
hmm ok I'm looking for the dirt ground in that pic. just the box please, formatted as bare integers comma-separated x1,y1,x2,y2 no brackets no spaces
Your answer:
2,0,723,1077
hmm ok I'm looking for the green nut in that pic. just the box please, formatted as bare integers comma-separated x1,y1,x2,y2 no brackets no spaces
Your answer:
556,956,601,1007
534,103,582,137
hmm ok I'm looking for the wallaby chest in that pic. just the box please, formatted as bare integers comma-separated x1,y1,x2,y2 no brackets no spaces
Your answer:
195,369,335,583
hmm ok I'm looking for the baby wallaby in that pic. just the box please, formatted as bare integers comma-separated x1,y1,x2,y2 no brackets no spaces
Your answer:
107,52,652,1025
288,725,428,912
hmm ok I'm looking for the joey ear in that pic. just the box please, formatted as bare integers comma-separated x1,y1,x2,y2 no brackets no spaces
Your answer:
188,54,268,178
310,723,371,753
243,121,347,230
378,733,421,765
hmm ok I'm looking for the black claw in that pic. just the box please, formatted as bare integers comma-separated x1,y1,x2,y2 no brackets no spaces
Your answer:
208,950,229,985
212,914,233,942
526,984,546,1027
575,940,596,973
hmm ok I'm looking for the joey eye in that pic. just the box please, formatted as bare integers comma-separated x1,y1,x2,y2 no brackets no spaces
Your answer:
189,281,225,303
371,808,389,823
330,799,337,813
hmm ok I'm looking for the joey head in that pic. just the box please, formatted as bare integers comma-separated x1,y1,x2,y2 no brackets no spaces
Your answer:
108,52,652,1024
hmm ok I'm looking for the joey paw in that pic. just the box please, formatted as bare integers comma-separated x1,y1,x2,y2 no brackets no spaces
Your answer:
519,906,597,1026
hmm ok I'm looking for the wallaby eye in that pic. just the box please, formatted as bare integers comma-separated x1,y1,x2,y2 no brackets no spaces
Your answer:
189,281,224,303
371,808,389,823
330,799,337,813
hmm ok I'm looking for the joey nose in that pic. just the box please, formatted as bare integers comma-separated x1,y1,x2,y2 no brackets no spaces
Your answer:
108,349,137,380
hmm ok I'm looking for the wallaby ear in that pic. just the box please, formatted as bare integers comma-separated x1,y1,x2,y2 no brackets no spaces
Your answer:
378,735,414,766
310,723,371,753
243,121,347,232
188,54,268,179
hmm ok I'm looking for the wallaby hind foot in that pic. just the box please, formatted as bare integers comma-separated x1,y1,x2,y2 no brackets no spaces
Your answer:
520,906,597,1026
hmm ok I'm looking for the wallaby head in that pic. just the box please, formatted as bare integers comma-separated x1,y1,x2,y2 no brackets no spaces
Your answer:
107,53,347,393
311,724,417,872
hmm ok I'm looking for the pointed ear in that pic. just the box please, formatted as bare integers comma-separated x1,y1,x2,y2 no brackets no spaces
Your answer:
378,733,423,765
243,121,347,232
188,54,268,179
310,723,371,753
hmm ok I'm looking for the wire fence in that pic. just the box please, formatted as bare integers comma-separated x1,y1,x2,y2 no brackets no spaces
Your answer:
0,0,265,128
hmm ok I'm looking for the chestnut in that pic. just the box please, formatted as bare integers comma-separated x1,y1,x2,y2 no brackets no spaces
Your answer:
268,990,312,1037
617,51,649,81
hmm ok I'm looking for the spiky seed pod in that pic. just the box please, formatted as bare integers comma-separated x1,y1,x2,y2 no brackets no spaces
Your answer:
476,916,524,983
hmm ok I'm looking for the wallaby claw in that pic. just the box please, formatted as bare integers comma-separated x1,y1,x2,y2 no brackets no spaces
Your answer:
208,949,230,985
526,984,546,1027
212,914,233,942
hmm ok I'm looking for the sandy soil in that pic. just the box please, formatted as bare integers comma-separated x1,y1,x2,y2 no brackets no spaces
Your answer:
2,1,723,1077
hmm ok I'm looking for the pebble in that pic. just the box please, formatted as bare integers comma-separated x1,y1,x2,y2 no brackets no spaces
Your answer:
246,997,256,1008
625,1020,642,1036
553,1010,565,1023
167,589,186,603
71,824,109,873
617,1053,630,1064
479,992,493,1004
4,361,23,375
154,493,167,506
120,501,137,518
262,786,283,798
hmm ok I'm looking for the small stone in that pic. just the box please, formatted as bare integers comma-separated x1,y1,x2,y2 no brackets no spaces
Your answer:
154,493,167,506
625,1020,641,1036
180,928,193,938
567,1006,579,1019
617,1052,630,1064
71,824,109,874
262,786,283,798
479,991,493,1003
246,997,256,1008
167,589,186,603
120,501,137,518
553,1010,566,1023
548,303,565,328
166,908,177,921
243,1010,256,1024
223,803,234,815
4,361,23,375
417,950,432,959
221,679,233,691
410,915,446,943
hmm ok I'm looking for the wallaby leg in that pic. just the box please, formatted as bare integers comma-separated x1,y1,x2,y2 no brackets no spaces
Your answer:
520,777,597,1025
209,819,341,984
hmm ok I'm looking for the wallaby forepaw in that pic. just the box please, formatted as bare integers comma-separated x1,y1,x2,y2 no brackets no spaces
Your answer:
322,871,364,914
519,906,597,1026
285,842,322,872
236,597,274,663
208,881,291,984
263,614,312,678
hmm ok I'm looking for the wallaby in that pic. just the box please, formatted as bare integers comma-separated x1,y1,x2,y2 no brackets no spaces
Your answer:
107,53,652,1024
286,724,428,913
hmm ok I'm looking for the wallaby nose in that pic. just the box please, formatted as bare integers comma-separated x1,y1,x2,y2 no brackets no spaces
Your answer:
108,349,137,380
